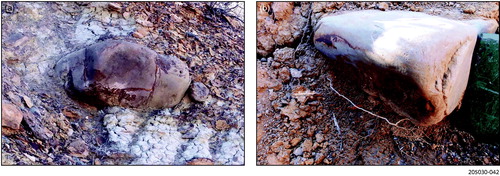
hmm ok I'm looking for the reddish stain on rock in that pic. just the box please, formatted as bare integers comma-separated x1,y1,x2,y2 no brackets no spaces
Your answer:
56,40,190,109
1,101,24,130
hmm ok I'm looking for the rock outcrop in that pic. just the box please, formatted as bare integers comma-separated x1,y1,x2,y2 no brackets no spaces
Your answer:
314,10,498,125
55,40,190,109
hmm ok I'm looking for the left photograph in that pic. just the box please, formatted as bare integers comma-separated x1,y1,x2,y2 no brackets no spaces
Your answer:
1,2,244,165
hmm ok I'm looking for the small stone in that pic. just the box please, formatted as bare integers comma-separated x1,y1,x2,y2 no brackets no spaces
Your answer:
304,159,314,165
278,67,291,82
122,12,131,20
293,147,303,156
273,47,294,63
68,139,89,158
315,153,326,164
257,64,283,92
266,153,281,165
108,2,121,12
6,92,22,107
62,107,80,119
133,31,145,39
215,120,230,130
290,68,302,78
190,82,210,102
172,14,185,23
23,153,37,162
94,159,101,165
358,2,366,8
315,133,325,143
277,149,291,164
11,75,21,86
463,6,476,14
136,19,154,27
410,6,424,12
1,102,23,130
186,158,214,165
312,142,320,150
484,157,490,164
99,10,111,24
135,27,149,38
12,36,30,48
290,137,302,146
281,99,300,121
377,2,388,11
302,139,313,152
21,95,33,108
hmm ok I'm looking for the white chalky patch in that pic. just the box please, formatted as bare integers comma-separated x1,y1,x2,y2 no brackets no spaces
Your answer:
179,124,215,163
214,129,244,165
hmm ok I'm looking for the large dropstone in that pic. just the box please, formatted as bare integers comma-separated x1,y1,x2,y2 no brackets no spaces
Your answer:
314,10,498,126
55,40,190,109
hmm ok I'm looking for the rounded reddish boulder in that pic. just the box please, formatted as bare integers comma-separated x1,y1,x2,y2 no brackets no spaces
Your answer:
56,40,190,109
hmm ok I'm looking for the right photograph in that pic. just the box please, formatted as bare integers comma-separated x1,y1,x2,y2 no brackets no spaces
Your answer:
257,2,499,165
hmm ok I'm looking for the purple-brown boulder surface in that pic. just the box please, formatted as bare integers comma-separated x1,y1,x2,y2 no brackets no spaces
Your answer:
55,40,190,109
1,101,24,130
314,10,498,126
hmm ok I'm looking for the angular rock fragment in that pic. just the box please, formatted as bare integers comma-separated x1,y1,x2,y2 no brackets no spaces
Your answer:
314,10,497,125
189,82,209,102
1,101,24,130
55,40,190,109
68,139,89,158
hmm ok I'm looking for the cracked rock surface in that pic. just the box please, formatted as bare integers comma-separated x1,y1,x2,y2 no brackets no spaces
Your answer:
55,40,191,109
102,107,243,165
314,10,497,126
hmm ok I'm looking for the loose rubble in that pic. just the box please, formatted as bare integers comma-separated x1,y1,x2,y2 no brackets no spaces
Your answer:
257,2,308,56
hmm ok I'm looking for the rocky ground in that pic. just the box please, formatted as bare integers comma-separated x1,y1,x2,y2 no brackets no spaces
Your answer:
1,2,244,165
257,2,499,165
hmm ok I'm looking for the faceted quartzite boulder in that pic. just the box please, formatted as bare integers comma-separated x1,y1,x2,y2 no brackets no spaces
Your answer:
314,10,498,126
55,40,191,109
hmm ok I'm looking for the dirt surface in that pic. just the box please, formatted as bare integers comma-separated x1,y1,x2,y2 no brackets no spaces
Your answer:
2,2,244,165
257,2,499,165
